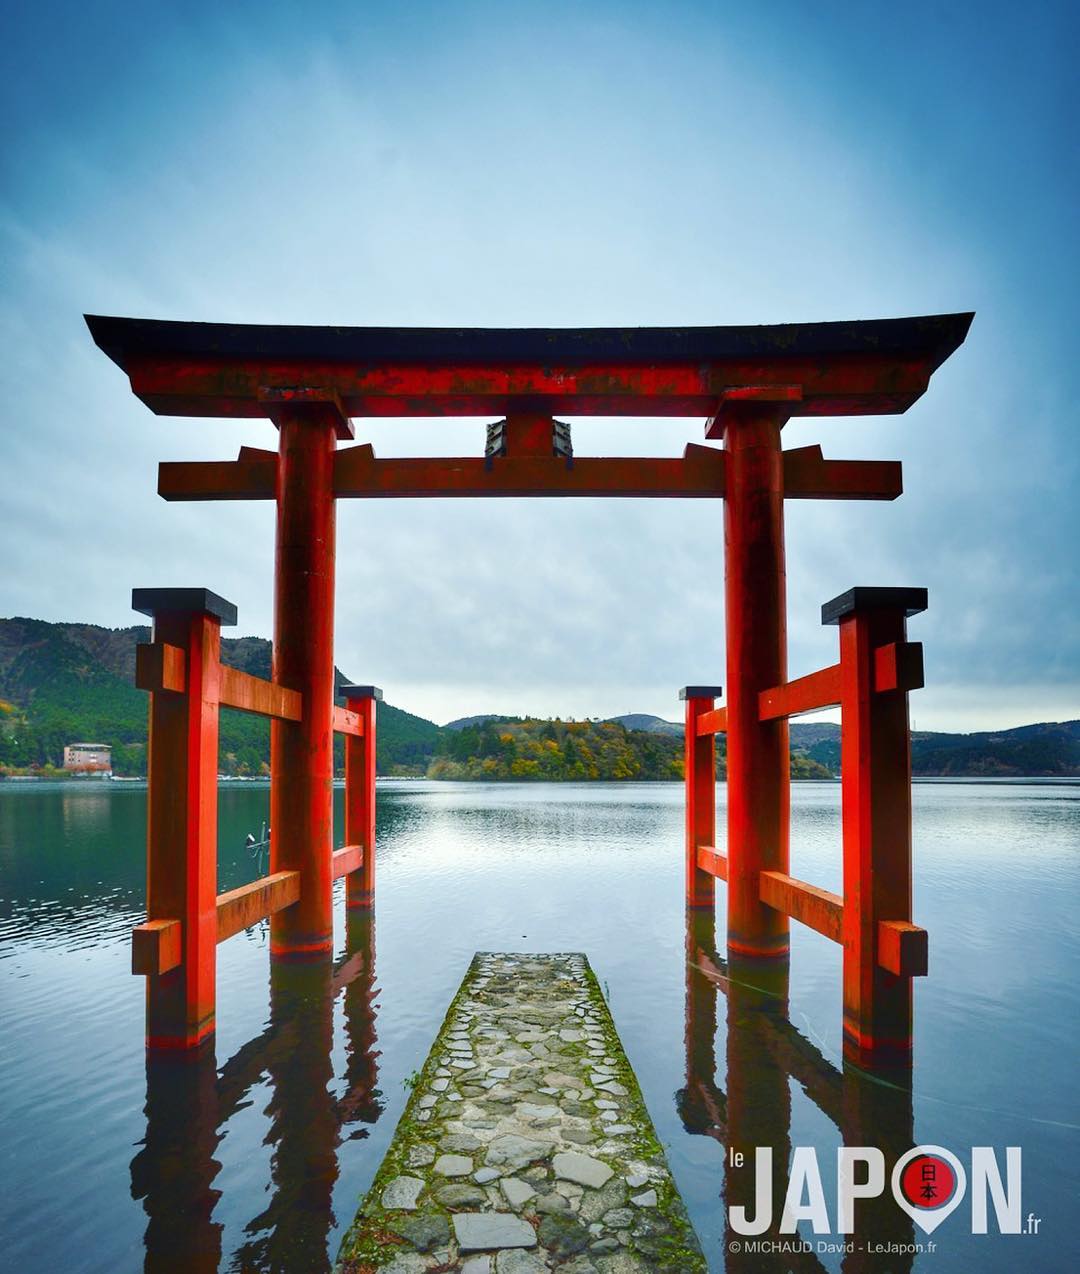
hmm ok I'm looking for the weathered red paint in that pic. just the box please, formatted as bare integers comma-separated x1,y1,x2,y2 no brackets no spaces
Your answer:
343,689,378,908
722,404,791,960
123,352,942,420
682,689,720,909
838,598,922,1068
270,406,339,957
143,605,221,1049
155,444,902,504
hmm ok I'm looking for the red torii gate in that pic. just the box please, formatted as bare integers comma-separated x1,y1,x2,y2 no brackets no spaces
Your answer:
87,311,971,1067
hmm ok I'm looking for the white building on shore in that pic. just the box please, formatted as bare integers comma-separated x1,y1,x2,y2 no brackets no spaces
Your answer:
63,743,112,775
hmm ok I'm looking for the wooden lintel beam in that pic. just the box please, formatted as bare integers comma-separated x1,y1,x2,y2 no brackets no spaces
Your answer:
697,845,728,881
127,352,935,420
216,870,300,944
135,642,186,694
158,458,277,501
695,706,727,737
333,706,364,736
132,918,182,975
783,445,902,501
760,870,843,944
219,666,302,721
332,844,364,880
759,663,842,721
877,920,928,977
333,449,727,498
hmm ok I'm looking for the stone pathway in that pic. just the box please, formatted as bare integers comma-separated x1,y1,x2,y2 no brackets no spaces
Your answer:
337,953,704,1273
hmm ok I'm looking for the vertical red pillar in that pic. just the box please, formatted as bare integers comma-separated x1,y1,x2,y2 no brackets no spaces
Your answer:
827,586,928,1069
680,685,722,909
680,909,720,1137
724,961,792,1269
720,402,791,960
269,401,348,957
341,683,381,908
132,588,236,1049
134,1048,223,1272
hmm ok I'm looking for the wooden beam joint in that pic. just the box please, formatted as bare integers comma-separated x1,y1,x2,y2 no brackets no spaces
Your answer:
132,918,182,975
135,642,186,694
877,920,928,977
873,641,925,694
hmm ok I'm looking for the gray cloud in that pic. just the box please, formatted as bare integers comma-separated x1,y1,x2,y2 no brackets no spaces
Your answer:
2,1,1076,730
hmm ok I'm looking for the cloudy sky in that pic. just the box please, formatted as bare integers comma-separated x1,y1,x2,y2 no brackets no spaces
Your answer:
2,1,1076,730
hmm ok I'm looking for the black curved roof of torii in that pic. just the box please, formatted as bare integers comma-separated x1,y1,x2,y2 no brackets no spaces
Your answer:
85,312,974,371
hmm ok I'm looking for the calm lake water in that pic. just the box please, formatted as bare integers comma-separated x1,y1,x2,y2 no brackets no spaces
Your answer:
1,779,1077,1273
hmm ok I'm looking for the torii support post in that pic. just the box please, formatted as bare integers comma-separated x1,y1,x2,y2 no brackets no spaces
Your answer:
680,685,723,909
132,588,236,1049
716,395,792,962
269,397,352,957
340,683,381,908
826,587,929,1069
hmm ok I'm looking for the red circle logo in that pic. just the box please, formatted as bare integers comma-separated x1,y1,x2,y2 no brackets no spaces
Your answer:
900,1153,957,1209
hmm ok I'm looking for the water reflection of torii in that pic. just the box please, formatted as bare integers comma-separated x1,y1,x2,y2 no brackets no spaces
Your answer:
130,911,381,1274
679,912,916,1274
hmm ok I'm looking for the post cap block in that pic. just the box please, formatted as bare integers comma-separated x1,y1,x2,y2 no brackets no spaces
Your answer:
132,588,238,625
679,685,723,700
338,682,384,702
821,587,927,627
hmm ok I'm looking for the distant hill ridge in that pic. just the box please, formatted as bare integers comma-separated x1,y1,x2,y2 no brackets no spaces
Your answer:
1,617,1077,778
0,617,436,777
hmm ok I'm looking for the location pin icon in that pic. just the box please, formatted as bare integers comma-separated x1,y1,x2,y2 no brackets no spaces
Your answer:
892,1145,967,1235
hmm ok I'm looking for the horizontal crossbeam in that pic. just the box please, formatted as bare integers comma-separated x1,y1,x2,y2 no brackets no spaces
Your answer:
333,706,364,736
695,707,728,737
760,870,843,943
157,446,904,504
332,844,364,879
132,869,303,972
216,871,301,943
135,641,301,719
696,846,728,880
758,664,841,720
220,666,302,720
782,445,902,501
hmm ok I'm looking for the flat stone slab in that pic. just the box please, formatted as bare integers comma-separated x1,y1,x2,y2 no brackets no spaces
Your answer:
452,1211,537,1250
336,953,704,1272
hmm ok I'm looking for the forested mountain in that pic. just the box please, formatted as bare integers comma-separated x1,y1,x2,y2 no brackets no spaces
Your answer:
431,715,831,780
2,617,1077,779
0,618,435,776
